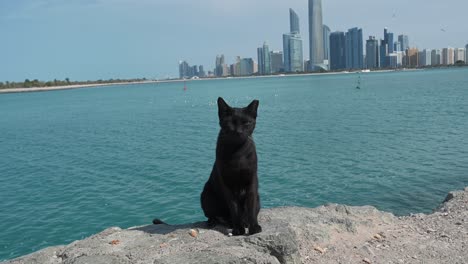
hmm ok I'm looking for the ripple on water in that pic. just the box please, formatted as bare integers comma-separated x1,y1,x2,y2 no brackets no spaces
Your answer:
1,69,468,260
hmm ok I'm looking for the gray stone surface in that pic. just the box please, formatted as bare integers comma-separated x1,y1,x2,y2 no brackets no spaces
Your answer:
4,187,467,264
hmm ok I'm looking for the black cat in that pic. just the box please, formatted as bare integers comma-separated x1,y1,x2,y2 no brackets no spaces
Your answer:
200,97,261,236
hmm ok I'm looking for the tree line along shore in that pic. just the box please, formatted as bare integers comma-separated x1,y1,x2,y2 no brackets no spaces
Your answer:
0,78,149,90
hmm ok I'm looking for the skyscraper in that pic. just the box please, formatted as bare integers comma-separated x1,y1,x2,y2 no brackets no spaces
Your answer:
309,0,324,70
289,8,300,34
283,8,303,73
366,36,380,69
323,25,331,65
329,31,346,70
406,48,419,67
345,27,364,69
394,41,401,52
431,49,442,65
398,35,409,51
215,55,227,77
179,60,190,79
270,51,283,73
283,33,304,72
239,58,254,76
257,42,271,75
442,48,454,65
380,39,388,68
454,48,465,63
383,28,394,54
419,49,432,66
466,44,468,64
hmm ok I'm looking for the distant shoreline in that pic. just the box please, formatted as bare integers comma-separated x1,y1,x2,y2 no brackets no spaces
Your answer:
0,68,424,94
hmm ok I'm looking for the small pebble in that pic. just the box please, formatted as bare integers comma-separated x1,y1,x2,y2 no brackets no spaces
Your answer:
363,258,371,264
314,246,326,254
189,229,198,238
373,234,383,240
109,240,120,245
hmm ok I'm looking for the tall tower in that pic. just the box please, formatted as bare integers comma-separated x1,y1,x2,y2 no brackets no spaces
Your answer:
366,36,380,69
345,27,363,69
309,0,324,70
465,44,468,64
329,31,346,70
323,25,331,63
257,42,271,75
283,8,303,73
398,35,409,51
290,8,300,34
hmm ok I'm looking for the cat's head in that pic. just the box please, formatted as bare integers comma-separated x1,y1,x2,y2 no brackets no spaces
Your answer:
217,97,259,140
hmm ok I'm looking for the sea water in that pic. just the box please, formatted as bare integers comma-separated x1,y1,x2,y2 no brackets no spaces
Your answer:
1,68,467,260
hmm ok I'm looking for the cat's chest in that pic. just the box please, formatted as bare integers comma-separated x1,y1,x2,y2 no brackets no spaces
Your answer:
218,155,256,186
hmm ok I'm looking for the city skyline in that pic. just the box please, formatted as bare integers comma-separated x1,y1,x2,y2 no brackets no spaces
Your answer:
1,0,468,81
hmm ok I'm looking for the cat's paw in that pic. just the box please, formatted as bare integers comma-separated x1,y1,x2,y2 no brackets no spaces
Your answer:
249,224,262,235
231,227,246,236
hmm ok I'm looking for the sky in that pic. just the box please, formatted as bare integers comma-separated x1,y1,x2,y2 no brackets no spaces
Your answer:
1,0,467,82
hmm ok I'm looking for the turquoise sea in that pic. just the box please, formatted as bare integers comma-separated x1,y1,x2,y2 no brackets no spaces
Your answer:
1,68,467,261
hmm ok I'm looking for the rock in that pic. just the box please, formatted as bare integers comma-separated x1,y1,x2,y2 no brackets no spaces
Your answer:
3,187,468,264
189,229,198,238
313,246,326,254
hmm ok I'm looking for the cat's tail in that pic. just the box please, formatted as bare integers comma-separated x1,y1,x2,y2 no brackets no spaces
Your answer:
152,218,167,225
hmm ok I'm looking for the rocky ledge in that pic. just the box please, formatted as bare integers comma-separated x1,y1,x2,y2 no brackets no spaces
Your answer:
4,187,467,264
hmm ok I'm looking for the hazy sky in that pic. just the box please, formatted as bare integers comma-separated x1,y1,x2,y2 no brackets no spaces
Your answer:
1,0,467,81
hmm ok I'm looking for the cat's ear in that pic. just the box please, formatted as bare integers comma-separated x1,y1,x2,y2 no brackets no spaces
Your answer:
218,97,231,118
246,99,259,118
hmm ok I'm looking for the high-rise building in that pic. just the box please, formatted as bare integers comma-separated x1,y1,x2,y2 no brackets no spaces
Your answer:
394,41,401,52
198,66,205,77
431,49,442,65
465,44,468,64
454,48,465,63
383,28,394,54
270,51,283,73
323,25,331,63
239,58,254,76
179,60,190,79
388,52,403,68
290,8,300,34
398,35,409,51
329,31,346,70
380,39,388,68
230,56,241,76
419,49,432,66
366,36,379,69
283,34,304,72
406,48,419,67
308,0,324,70
442,48,454,65
257,42,271,75
283,8,304,73
215,55,228,77
345,27,364,69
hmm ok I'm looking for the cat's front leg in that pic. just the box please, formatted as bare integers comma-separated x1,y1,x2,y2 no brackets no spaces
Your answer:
246,190,262,235
227,199,245,236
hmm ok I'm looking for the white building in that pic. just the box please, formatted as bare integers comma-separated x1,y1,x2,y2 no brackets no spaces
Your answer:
454,48,465,63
